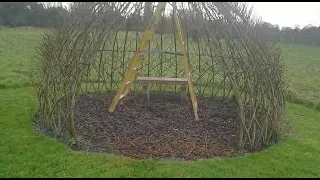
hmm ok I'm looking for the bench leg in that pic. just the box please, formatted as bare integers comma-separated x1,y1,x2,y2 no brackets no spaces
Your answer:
180,85,188,102
143,84,150,101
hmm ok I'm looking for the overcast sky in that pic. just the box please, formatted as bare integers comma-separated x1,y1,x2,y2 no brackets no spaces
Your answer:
247,2,320,28
61,2,320,28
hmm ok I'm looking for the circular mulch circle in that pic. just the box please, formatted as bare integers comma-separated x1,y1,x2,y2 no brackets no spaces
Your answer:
67,91,240,161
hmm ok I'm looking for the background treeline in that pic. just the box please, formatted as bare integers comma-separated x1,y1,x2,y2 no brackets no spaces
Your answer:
1,2,320,45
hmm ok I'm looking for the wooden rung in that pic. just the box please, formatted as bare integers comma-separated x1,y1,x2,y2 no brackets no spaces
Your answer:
136,77,188,85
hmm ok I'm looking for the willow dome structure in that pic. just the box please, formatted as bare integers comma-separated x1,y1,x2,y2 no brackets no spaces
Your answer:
31,2,287,160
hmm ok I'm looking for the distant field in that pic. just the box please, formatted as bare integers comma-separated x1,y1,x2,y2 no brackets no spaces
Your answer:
0,27,44,88
1,27,320,177
280,43,320,107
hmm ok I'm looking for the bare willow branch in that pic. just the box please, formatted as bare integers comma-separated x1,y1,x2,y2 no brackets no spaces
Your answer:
30,2,286,150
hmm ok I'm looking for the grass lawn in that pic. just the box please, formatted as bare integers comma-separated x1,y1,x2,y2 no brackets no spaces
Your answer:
1,27,320,178
281,43,320,107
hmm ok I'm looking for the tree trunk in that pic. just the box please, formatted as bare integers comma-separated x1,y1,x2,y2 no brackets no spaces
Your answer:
144,2,153,28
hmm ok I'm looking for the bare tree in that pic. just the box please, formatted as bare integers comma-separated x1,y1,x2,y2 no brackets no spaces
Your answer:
143,2,153,28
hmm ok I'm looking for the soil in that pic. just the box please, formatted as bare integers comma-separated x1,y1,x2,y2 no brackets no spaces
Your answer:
36,92,242,161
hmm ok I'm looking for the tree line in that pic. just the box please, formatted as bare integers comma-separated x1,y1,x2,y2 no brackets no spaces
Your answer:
255,22,320,45
0,2,69,28
1,2,320,45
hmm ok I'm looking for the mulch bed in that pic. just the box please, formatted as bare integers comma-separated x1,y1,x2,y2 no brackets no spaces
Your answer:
56,91,240,161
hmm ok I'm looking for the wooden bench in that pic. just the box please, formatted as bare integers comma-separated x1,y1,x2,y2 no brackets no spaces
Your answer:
136,77,188,101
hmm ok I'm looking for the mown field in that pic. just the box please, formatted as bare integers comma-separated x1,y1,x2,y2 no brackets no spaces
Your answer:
1,27,320,177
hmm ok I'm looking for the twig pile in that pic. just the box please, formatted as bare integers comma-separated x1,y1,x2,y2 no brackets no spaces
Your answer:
71,92,239,160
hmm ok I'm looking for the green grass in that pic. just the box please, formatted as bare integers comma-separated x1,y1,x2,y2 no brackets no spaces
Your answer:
280,43,320,106
1,27,320,177
0,27,45,88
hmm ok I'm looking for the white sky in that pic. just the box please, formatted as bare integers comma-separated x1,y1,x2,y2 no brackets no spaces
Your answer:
247,2,320,28
60,2,320,28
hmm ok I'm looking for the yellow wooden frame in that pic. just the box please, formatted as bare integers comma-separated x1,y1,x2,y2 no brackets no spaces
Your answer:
108,2,199,121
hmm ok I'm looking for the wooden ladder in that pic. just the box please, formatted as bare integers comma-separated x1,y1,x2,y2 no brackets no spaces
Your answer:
108,2,199,121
